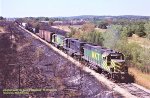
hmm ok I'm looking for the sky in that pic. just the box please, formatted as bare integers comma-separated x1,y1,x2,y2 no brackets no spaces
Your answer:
1,0,150,18
0,0,1,16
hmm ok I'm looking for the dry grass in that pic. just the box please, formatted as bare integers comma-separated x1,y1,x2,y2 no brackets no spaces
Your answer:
128,34,150,48
129,67,150,89
52,25,106,33
95,28,107,33
52,26,71,32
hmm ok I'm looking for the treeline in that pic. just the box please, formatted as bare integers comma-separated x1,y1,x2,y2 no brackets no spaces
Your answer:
95,19,150,39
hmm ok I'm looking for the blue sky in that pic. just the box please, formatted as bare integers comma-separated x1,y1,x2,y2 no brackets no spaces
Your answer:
1,0,150,17
0,0,1,16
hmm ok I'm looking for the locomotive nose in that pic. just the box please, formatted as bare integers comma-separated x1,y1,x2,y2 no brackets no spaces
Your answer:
112,59,125,66
111,59,126,72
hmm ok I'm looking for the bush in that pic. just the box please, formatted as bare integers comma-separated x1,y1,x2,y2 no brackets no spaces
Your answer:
0,16,4,20
116,41,150,73
135,31,146,37
73,31,104,46
126,31,133,37
103,25,122,49
85,31,104,45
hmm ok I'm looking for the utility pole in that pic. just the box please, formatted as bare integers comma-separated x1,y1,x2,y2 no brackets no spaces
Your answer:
19,64,21,89
9,24,21,89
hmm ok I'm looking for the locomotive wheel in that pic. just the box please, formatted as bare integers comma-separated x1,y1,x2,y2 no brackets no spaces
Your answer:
81,59,86,65
107,73,111,79
116,74,121,82
84,61,89,67
64,50,67,54
97,68,102,73
111,73,114,79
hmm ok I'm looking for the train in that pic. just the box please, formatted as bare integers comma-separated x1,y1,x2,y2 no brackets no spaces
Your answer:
21,22,128,81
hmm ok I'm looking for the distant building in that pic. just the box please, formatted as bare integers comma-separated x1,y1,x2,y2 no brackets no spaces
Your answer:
39,21,49,24
6,18,16,21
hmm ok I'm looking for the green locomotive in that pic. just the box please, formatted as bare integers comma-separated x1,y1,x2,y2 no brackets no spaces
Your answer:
82,44,128,80
52,34,65,49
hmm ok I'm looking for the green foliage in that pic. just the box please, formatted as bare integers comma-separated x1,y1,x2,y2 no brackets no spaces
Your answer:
116,41,150,73
126,31,133,37
45,17,49,21
103,25,123,49
84,31,104,45
136,31,146,37
95,21,108,29
113,21,146,37
67,27,77,37
144,21,150,40
138,49,150,73
69,30,104,46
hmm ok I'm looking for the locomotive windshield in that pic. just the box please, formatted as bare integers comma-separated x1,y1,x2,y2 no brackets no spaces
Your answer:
110,53,124,60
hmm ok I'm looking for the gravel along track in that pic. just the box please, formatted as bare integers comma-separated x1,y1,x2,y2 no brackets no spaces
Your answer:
0,24,123,98
117,83,150,98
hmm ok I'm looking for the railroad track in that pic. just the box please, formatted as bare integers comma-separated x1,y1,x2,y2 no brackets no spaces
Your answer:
117,83,150,98
19,25,150,98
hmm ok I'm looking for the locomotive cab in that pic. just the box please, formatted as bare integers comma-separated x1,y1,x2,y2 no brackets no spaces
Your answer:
102,51,128,73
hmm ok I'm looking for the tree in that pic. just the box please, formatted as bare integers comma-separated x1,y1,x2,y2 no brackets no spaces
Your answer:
48,19,54,26
103,25,122,49
136,31,146,37
121,26,133,37
0,16,4,20
81,22,95,32
97,21,108,29
45,17,49,21
67,27,77,37
135,23,146,37
144,21,150,39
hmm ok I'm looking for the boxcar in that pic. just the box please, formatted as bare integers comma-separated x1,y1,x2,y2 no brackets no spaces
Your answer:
43,31,54,42
38,30,45,39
